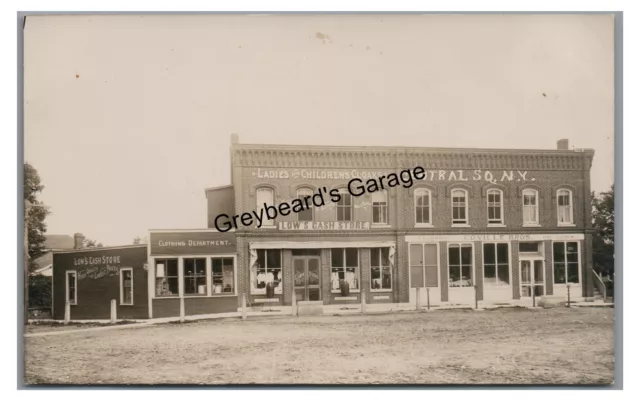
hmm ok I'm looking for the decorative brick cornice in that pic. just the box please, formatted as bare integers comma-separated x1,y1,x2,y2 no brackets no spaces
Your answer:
232,145,594,171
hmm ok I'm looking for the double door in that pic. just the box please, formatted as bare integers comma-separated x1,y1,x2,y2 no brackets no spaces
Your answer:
293,257,321,302
520,259,545,297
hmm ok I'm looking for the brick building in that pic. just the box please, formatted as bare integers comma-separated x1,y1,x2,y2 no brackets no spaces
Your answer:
206,135,595,308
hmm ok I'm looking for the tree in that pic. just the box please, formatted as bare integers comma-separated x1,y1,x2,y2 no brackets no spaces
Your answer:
24,163,51,271
133,236,141,245
83,238,103,248
592,184,614,277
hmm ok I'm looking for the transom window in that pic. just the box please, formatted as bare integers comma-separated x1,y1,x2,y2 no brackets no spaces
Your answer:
370,248,391,290
448,244,473,287
155,259,179,297
414,189,432,225
557,189,574,225
331,248,359,291
553,242,580,284
372,190,388,224
487,189,503,225
451,189,468,225
523,189,539,225
483,243,510,287
251,250,283,295
336,189,353,222
297,188,314,221
256,187,275,227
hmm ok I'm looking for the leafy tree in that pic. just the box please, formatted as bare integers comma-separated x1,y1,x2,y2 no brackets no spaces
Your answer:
83,238,104,248
592,184,614,277
24,163,51,271
133,236,141,245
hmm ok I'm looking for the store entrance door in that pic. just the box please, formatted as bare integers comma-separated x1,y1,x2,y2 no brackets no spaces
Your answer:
293,257,321,302
520,259,545,298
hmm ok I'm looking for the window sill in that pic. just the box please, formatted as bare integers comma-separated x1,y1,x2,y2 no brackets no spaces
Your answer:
451,224,470,228
370,289,393,293
257,225,277,229
523,224,541,228
414,223,434,228
372,224,391,228
119,303,134,306
557,223,576,227
487,223,506,228
331,290,361,294
154,294,238,299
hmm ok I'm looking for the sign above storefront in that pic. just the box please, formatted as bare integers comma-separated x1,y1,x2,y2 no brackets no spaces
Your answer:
149,230,236,256
252,168,534,184
278,221,371,231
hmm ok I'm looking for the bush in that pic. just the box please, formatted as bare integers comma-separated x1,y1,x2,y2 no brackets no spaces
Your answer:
29,274,52,308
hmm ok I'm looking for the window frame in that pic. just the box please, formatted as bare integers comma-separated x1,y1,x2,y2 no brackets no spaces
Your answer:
183,257,208,296
447,243,475,288
154,258,180,297
330,248,360,293
482,242,511,287
211,256,237,296
414,188,433,227
451,189,469,226
552,241,582,286
251,249,283,296
336,188,353,222
556,189,574,226
119,267,134,305
256,187,276,227
486,188,504,226
296,187,314,222
522,188,540,226
66,270,77,305
372,190,389,225
370,247,392,292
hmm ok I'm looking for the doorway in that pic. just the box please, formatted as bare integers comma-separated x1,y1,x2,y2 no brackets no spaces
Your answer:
520,259,545,297
293,257,321,302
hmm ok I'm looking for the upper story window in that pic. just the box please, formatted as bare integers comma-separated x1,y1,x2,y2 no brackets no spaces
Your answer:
487,189,504,225
414,189,432,226
297,188,314,222
556,189,574,226
522,189,539,225
256,187,275,227
372,190,388,224
451,189,468,225
337,189,352,222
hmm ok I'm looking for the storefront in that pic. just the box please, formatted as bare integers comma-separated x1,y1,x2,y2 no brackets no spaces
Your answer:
147,229,238,318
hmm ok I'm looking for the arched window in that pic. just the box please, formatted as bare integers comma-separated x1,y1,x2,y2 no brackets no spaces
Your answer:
296,188,314,221
372,190,388,224
336,188,352,222
414,189,432,225
451,189,468,225
522,189,539,225
556,189,573,225
487,189,504,225
256,187,275,227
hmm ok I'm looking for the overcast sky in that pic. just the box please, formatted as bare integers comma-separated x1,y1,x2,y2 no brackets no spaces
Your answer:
24,14,614,246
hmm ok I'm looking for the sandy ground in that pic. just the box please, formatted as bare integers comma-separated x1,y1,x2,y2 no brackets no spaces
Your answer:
24,307,614,385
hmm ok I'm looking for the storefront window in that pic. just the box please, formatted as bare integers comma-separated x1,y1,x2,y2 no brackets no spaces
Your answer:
251,250,283,295
155,259,179,297
331,248,359,291
212,257,235,294
183,258,207,295
370,248,391,290
553,242,580,284
448,244,473,287
410,244,438,288
372,190,388,224
120,268,133,305
483,243,510,286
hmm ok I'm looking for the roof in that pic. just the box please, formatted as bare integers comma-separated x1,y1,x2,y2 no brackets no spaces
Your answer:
44,235,74,250
52,244,148,254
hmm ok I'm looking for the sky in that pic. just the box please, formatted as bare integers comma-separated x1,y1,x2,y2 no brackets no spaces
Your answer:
24,14,615,246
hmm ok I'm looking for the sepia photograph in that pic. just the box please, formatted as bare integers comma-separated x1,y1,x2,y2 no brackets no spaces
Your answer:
20,11,618,387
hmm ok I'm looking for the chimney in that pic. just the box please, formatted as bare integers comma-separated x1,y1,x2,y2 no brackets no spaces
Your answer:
230,133,239,144
557,139,569,150
73,233,85,249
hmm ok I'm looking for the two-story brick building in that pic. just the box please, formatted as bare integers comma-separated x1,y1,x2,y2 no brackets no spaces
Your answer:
202,135,595,309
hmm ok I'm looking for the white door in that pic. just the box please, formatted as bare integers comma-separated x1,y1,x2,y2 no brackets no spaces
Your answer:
520,260,545,298
409,243,441,305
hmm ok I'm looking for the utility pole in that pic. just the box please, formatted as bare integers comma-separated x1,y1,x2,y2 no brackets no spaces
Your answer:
24,200,30,323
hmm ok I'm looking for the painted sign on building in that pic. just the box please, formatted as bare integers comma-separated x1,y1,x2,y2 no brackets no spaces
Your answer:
251,168,534,184
279,221,371,231
149,230,236,255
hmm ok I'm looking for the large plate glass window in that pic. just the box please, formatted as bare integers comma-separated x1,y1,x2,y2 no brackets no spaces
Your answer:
553,242,580,285
212,257,235,294
155,259,179,297
483,243,509,287
251,249,283,295
370,248,391,290
331,248,359,291
184,258,207,295
448,244,473,287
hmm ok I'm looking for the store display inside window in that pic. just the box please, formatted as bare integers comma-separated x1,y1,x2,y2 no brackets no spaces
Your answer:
251,249,282,295
212,257,234,294
155,259,179,296
331,248,359,291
